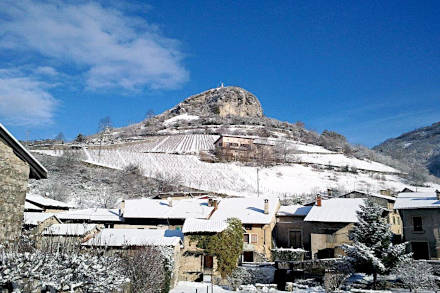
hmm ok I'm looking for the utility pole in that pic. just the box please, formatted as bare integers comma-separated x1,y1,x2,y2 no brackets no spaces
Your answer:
257,168,260,197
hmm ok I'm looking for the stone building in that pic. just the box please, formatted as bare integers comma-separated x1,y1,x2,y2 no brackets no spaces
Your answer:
209,197,280,262
303,197,364,259
394,191,440,259
213,135,274,162
275,205,312,250
179,218,228,282
340,191,402,237
0,123,47,243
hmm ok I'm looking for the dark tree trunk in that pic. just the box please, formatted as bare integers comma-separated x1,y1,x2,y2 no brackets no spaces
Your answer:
373,271,377,290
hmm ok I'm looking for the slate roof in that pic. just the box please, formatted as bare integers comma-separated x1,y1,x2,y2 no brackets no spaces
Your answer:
82,228,183,247
394,192,440,210
43,223,97,236
277,205,312,217
26,194,74,209
57,208,122,222
182,218,228,234
304,198,364,223
23,212,58,226
210,197,279,225
123,198,214,219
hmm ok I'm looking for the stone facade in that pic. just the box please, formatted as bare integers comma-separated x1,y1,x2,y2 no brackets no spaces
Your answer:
0,140,30,243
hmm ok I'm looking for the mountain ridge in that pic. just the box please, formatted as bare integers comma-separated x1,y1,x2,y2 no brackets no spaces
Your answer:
374,121,440,177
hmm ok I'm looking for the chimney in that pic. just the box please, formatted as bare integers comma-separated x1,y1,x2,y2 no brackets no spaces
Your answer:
327,188,333,197
168,197,173,207
119,200,125,217
436,190,440,200
316,194,322,207
213,199,218,210
264,199,269,214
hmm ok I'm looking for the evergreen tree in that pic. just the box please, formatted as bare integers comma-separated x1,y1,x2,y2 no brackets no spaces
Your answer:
342,199,409,289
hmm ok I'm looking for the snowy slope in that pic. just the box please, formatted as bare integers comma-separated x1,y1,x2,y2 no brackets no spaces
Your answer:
34,147,431,200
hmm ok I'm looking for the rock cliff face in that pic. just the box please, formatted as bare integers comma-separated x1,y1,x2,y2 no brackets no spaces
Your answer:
374,122,440,177
167,86,263,118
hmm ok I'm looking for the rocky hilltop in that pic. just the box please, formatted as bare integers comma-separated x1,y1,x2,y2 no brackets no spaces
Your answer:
166,86,263,118
374,122,440,177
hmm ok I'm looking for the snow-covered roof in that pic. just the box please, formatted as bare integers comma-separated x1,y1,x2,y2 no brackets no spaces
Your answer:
123,198,214,219
304,198,364,223
57,208,122,222
342,191,396,201
82,228,183,247
182,218,228,234
26,194,74,209
43,224,98,236
24,201,43,211
23,212,58,226
394,192,440,210
210,197,279,225
277,205,312,217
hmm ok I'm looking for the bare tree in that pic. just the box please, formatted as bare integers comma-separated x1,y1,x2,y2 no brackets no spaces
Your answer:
121,246,172,293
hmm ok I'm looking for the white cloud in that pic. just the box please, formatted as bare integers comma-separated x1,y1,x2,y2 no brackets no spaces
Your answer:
0,71,57,126
0,1,189,90
34,66,58,76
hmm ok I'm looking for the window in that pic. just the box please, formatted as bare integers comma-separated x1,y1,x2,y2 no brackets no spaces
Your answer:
413,216,423,232
411,242,429,259
243,251,254,262
244,233,257,244
289,231,302,248
393,217,396,225
244,224,252,230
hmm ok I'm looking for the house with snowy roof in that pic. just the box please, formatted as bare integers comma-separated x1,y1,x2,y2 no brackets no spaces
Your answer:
275,205,313,250
394,190,440,260
119,197,216,230
213,135,274,162
0,123,47,242
210,197,280,262
25,194,74,213
41,223,101,247
83,228,183,288
179,218,229,281
56,208,122,228
340,190,402,237
23,212,61,235
303,196,364,259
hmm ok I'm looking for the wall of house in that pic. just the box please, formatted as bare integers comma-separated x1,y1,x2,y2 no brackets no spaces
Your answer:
243,221,276,261
275,215,310,251
342,192,402,236
179,236,220,281
400,209,440,259
0,140,30,243
307,222,352,259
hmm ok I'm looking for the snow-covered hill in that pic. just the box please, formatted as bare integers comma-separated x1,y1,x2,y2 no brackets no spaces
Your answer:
33,134,437,202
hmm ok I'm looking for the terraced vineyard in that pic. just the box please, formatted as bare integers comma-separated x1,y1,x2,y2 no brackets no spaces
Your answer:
119,134,219,154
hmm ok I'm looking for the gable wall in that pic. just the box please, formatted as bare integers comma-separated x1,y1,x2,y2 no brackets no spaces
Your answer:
0,139,30,243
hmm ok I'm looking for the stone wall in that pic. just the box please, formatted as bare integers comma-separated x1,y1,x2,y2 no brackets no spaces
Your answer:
0,140,29,243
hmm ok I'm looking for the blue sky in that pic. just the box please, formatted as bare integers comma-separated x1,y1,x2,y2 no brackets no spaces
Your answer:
0,0,439,147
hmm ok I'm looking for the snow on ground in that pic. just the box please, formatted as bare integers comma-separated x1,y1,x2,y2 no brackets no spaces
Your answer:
119,134,219,154
163,114,200,126
34,148,423,199
294,153,398,173
170,281,231,293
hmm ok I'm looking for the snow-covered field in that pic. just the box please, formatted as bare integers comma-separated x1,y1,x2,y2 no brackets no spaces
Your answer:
294,153,398,173
118,134,219,154
34,147,425,198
